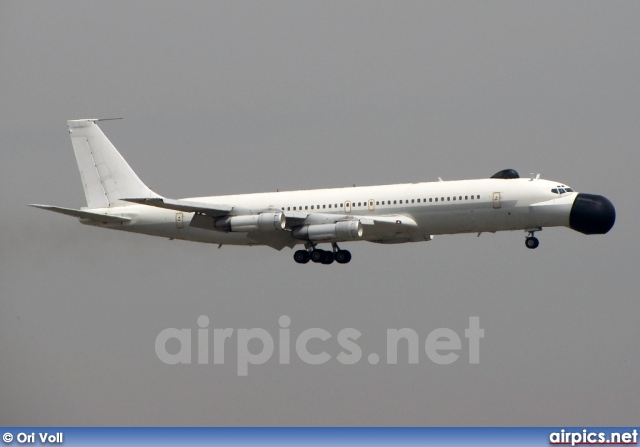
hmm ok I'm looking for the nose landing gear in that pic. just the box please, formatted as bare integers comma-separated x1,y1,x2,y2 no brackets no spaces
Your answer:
525,228,541,249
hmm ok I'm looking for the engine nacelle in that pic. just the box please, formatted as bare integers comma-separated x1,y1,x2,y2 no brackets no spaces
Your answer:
292,221,363,241
215,212,286,232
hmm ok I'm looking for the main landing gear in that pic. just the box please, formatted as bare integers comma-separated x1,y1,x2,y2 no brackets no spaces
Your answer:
525,229,540,249
293,243,352,265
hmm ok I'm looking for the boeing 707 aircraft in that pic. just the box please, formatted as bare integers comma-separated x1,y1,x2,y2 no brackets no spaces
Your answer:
30,119,615,265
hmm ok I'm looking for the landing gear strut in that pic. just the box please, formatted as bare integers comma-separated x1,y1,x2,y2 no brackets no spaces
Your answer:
525,229,540,249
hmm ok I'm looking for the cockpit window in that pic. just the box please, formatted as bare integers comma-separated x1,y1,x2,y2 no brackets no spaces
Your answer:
552,186,574,194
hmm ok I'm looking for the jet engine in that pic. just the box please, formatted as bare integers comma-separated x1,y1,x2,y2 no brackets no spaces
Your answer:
292,221,363,241
215,212,286,232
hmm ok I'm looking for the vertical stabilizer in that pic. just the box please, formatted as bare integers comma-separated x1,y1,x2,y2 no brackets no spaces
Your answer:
67,119,159,208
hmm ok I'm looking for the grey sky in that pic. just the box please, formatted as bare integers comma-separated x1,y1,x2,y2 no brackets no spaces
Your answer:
1,1,638,425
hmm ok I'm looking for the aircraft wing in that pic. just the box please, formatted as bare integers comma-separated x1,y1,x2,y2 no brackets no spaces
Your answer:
282,210,309,228
29,204,131,224
247,231,298,250
282,211,417,228
358,215,418,228
123,197,232,216
357,214,423,243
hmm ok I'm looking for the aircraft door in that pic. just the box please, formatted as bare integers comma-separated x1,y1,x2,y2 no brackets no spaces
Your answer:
176,212,184,229
368,199,375,211
345,201,351,213
492,192,502,209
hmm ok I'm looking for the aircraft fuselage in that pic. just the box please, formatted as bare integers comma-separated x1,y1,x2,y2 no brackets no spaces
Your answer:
30,120,615,265
81,177,613,246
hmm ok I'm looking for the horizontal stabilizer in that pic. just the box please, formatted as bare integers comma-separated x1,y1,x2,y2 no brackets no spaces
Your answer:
29,204,131,223
123,197,232,216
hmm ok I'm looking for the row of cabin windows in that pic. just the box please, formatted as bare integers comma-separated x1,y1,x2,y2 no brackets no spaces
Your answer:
280,195,481,211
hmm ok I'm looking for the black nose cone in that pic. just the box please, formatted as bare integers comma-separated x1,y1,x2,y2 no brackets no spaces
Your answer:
569,193,616,235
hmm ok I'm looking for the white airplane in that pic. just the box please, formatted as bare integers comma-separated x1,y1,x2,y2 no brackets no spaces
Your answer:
30,119,615,265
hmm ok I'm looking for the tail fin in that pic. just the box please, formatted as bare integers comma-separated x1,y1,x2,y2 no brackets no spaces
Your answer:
67,119,159,208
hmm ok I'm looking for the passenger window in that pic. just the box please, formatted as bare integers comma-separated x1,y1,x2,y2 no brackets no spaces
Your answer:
323,205,326,209
287,207,290,211
429,198,432,202
459,196,462,200
465,196,468,200
435,198,438,202
453,197,456,201
412,199,415,203
417,199,420,203
447,197,450,201
311,205,314,209
305,206,308,210
393,200,397,204
293,206,296,210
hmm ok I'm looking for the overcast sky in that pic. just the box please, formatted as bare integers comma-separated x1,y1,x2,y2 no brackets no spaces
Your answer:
1,1,638,426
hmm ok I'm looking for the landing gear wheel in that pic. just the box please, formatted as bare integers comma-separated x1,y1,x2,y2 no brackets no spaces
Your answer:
310,249,325,263
335,250,352,264
321,251,335,265
293,250,310,264
525,237,539,249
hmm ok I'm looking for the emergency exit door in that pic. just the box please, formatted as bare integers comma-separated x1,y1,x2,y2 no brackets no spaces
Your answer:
492,192,502,209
